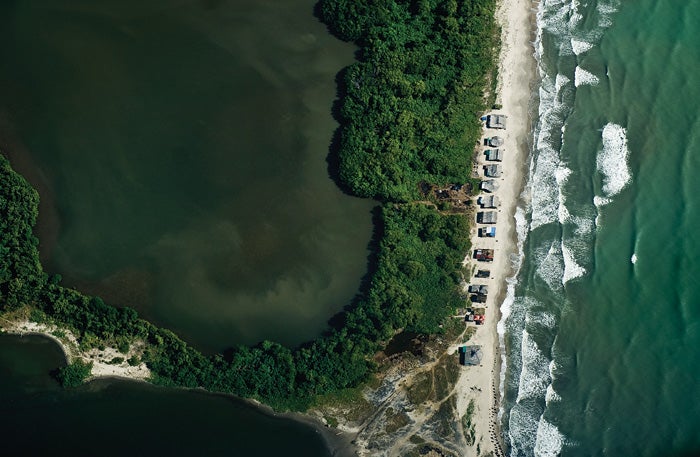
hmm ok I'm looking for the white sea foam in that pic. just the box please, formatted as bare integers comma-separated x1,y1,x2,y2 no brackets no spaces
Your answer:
516,331,552,402
526,309,557,330
507,0,625,454
571,38,594,55
534,417,565,457
530,74,572,231
562,242,586,284
508,406,541,455
497,205,529,420
574,66,600,87
536,241,564,291
597,123,632,196
593,195,611,207
545,384,562,404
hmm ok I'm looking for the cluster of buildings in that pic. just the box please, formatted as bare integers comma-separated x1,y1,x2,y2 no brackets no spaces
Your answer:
461,113,507,341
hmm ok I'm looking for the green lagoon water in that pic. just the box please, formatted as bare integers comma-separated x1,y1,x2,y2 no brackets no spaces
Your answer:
0,0,374,352
502,0,700,456
0,1,369,454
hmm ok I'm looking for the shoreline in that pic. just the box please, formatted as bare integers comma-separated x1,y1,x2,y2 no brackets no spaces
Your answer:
454,0,537,454
0,322,359,457
0,318,151,382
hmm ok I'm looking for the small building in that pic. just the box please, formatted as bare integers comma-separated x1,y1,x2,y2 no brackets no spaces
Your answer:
486,136,504,147
471,293,487,303
468,284,488,295
479,226,496,237
474,314,486,325
474,249,494,262
480,180,499,193
485,149,503,161
486,114,507,129
475,269,490,278
484,164,502,178
478,195,499,208
459,345,483,366
477,211,497,224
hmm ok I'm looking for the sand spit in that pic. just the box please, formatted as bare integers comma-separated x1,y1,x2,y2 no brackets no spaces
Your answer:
0,318,150,381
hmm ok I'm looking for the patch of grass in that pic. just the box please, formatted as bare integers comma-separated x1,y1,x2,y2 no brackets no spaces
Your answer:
462,399,477,445
409,435,425,445
384,407,411,434
313,385,373,423
434,396,458,438
433,365,451,400
463,326,477,343
324,415,339,428
445,356,462,386
29,308,48,324
406,372,433,405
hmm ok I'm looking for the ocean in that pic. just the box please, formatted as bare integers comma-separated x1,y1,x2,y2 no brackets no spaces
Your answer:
501,0,700,456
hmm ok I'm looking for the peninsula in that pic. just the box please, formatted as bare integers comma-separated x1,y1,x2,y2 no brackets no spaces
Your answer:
0,0,535,455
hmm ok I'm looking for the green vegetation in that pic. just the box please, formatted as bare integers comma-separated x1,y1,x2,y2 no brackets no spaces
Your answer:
462,399,477,445
0,0,497,412
320,0,498,201
56,360,93,388
0,155,469,409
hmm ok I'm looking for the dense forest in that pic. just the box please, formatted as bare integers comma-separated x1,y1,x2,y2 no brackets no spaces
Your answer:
321,0,497,201
0,0,497,409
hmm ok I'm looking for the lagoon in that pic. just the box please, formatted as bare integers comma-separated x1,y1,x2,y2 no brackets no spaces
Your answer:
0,0,374,353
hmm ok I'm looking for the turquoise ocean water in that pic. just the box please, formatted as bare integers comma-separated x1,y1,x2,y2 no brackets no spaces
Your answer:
501,0,700,455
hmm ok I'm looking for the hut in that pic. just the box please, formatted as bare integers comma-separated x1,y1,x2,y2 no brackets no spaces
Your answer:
480,180,499,193
479,226,496,237
474,249,494,262
486,114,507,129
459,345,483,366
475,269,490,278
484,164,502,178
477,211,497,224
486,136,504,147
486,149,503,161
468,284,481,294
478,195,499,208
471,293,487,304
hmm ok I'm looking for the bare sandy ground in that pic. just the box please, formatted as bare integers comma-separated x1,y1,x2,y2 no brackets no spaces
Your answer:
0,319,150,381
452,0,537,455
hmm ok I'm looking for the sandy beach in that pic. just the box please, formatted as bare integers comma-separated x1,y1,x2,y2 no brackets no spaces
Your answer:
451,0,537,455
0,318,151,381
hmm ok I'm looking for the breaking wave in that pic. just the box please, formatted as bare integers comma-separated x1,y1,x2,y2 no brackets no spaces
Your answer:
571,38,594,55
574,66,600,87
503,0,624,455
533,418,565,457
598,123,632,196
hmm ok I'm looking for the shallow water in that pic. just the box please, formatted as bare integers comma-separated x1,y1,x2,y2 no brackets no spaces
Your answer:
502,1,700,455
0,0,374,352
